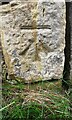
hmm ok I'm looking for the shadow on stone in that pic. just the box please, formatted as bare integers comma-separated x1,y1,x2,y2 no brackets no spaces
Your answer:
63,2,71,90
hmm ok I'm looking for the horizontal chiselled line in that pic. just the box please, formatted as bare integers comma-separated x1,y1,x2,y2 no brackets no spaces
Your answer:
20,25,51,29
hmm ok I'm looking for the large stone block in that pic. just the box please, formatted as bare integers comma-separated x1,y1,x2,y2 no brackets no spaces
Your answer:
0,0,66,83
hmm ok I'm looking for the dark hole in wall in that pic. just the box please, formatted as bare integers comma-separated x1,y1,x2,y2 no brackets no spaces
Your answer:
63,2,71,90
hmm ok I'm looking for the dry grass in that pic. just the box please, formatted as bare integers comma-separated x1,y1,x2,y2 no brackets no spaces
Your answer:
1,79,71,120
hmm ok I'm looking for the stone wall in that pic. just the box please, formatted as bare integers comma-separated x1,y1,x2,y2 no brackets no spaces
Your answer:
0,0,66,83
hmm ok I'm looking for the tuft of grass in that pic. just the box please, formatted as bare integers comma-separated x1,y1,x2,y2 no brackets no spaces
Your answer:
2,80,71,120
2,91,71,120
2,101,70,120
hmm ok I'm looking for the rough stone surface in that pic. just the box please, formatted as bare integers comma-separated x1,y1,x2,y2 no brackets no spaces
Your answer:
0,0,66,83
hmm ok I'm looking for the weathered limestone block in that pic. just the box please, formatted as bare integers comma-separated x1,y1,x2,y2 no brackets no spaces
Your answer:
0,0,66,83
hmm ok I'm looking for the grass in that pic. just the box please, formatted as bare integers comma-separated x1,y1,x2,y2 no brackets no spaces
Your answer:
2,100,70,120
1,79,71,120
